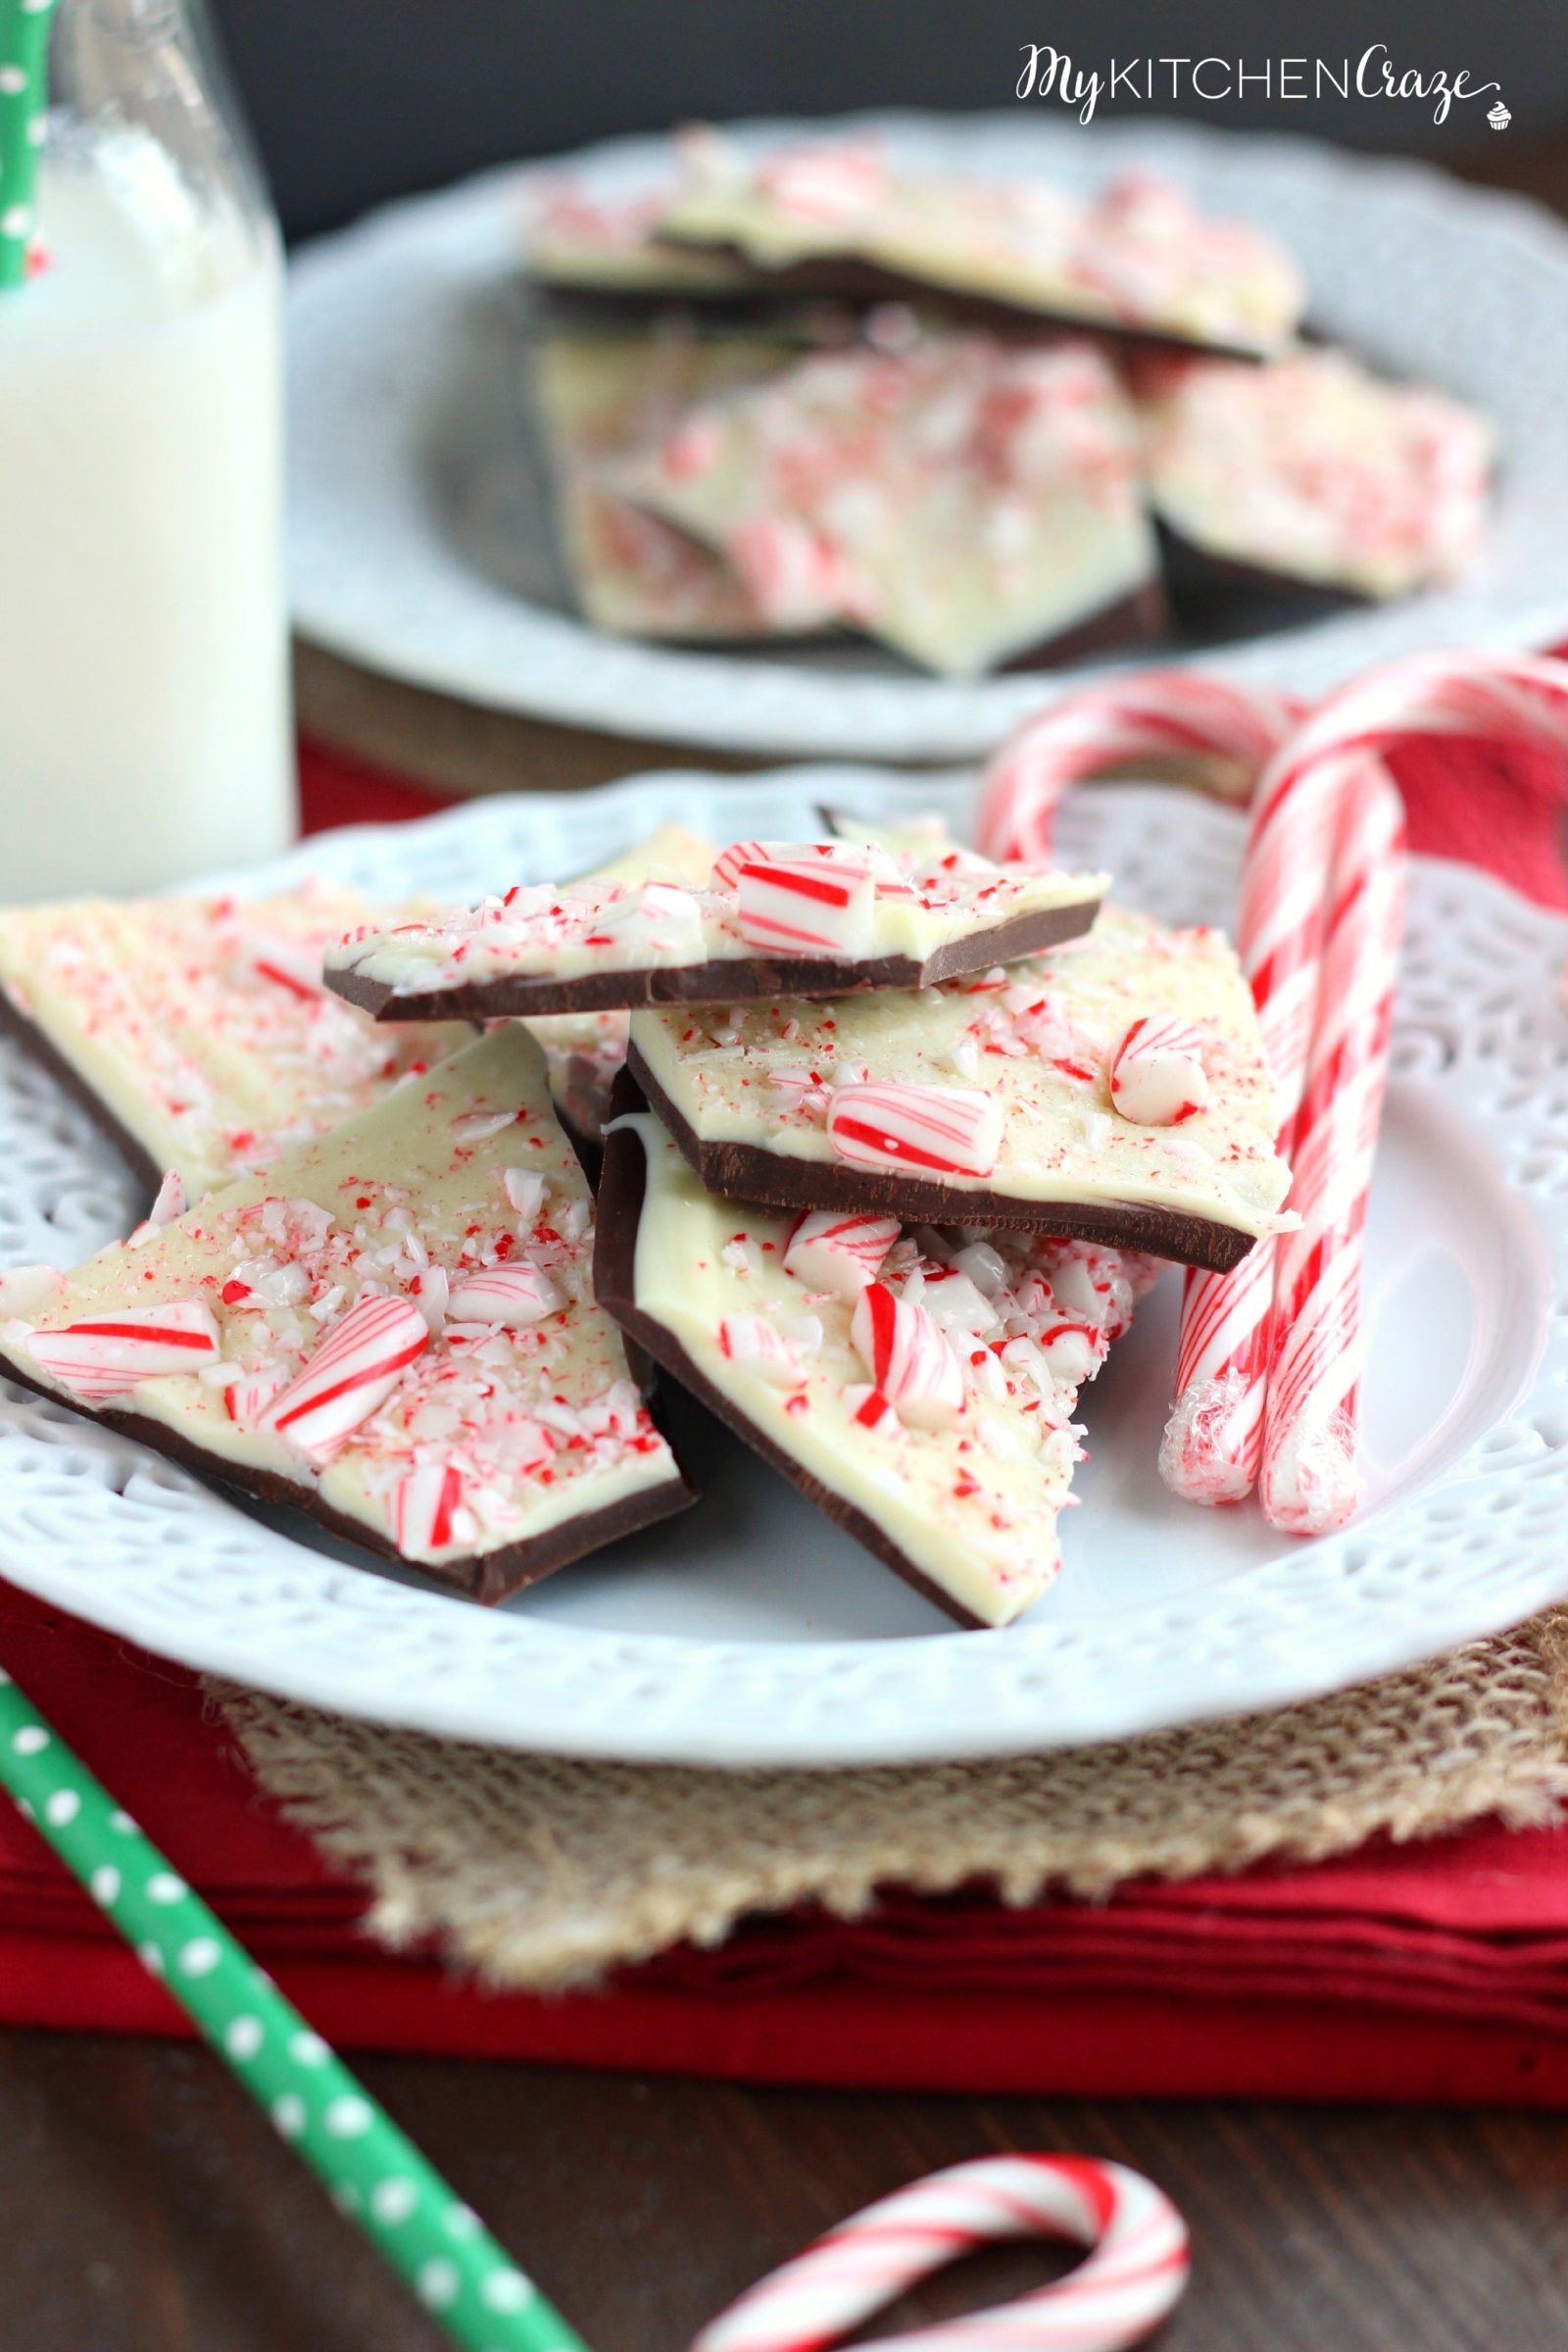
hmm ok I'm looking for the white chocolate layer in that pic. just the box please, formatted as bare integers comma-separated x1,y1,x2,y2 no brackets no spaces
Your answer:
656,133,1304,357
630,906,1294,1241
615,1103,1162,1626
1138,348,1494,600
526,177,760,297
0,1028,681,1575
0,882,467,1199
325,849,1107,1004
533,332,787,638
523,823,720,1141
624,334,1157,676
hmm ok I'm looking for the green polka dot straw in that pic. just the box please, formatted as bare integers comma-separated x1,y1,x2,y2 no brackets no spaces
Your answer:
0,1665,591,2352
0,0,58,291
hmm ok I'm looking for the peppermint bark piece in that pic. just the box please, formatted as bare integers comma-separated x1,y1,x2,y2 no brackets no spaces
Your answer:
533,331,789,639
0,1027,692,1600
1137,349,1494,604
526,176,763,301
523,821,719,1145
653,132,1304,359
626,906,1295,1272
0,882,467,1202
595,1083,1162,1628
323,840,1107,1022
623,334,1162,676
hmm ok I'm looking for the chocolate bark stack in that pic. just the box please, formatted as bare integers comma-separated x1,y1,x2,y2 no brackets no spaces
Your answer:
525,128,1492,669
0,821,1291,1627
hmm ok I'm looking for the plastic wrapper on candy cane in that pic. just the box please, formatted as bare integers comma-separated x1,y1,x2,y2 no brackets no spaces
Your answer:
689,2151,1189,2352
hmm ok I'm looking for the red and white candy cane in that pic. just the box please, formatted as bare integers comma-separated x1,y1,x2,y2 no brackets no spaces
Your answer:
689,2153,1188,2352
1259,764,1406,1535
976,669,1306,864
1159,743,1385,1504
1168,648,1568,1517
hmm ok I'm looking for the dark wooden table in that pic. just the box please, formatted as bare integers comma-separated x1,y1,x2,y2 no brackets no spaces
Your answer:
12,132,1568,2352
8,2035,1568,2349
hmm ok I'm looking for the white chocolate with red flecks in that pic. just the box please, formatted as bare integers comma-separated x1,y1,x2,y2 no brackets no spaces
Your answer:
525,175,761,297
623,333,1158,676
630,906,1295,1244
655,131,1304,356
0,1027,681,1577
520,822,721,1142
533,332,788,640
1136,348,1494,599
612,1102,1163,1626
324,840,1107,1006
0,882,467,1200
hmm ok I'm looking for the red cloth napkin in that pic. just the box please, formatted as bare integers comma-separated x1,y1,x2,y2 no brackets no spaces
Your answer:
0,717,1563,2105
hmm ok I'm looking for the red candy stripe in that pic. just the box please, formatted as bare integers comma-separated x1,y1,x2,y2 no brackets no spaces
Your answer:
392,1457,466,1554
446,1263,562,1327
27,1299,220,1399
850,1282,964,1428
736,855,876,956
690,2152,1189,2352
710,839,775,892
828,1082,1002,1179
1108,1014,1209,1128
782,1209,900,1298
977,669,1306,863
259,1294,429,1461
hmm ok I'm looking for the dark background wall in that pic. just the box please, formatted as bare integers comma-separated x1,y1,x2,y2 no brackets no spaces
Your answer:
207,0,1565,244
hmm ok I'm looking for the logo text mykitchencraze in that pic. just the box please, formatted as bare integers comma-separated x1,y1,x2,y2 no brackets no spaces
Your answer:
1016,45,1502,127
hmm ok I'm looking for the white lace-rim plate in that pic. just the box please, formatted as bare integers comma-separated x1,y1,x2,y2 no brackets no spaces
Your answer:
289,110,1568,762
0,771,1564,1765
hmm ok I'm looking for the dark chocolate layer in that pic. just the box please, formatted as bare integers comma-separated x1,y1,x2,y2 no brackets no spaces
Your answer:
0,1351,696,1607
1153,517,1376,626
641,241,1278,365
624,1041,1257,1274
997,580,1168,673
324,890,1104,1025
592,1072,986,1630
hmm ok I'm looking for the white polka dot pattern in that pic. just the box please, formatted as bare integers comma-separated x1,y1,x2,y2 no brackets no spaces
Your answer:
0,1665,588,2351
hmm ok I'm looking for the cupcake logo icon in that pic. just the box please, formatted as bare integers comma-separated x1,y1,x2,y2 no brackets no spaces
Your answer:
1489,98,1511,129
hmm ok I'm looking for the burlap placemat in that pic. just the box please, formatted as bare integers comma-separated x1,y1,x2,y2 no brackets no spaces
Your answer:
212,1608,1568,1991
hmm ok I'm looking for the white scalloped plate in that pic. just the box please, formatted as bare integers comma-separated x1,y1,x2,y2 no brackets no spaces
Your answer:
290,111,1568,761
1,772,1565,1764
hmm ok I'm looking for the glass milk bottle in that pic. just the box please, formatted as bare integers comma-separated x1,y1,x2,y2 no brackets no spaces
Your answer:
0,0,292,898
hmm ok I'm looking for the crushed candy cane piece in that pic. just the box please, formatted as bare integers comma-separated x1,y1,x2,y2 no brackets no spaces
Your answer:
1109,1015,1209,1127
718,1313,806,1387
259,1294,429,1460
393,1457,466,1554
28,1298,220,1400
446,1263,563,1327
735,852,877,957
782,1209,900,1298
850,1281,965,1428
828,1082,1003,1179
